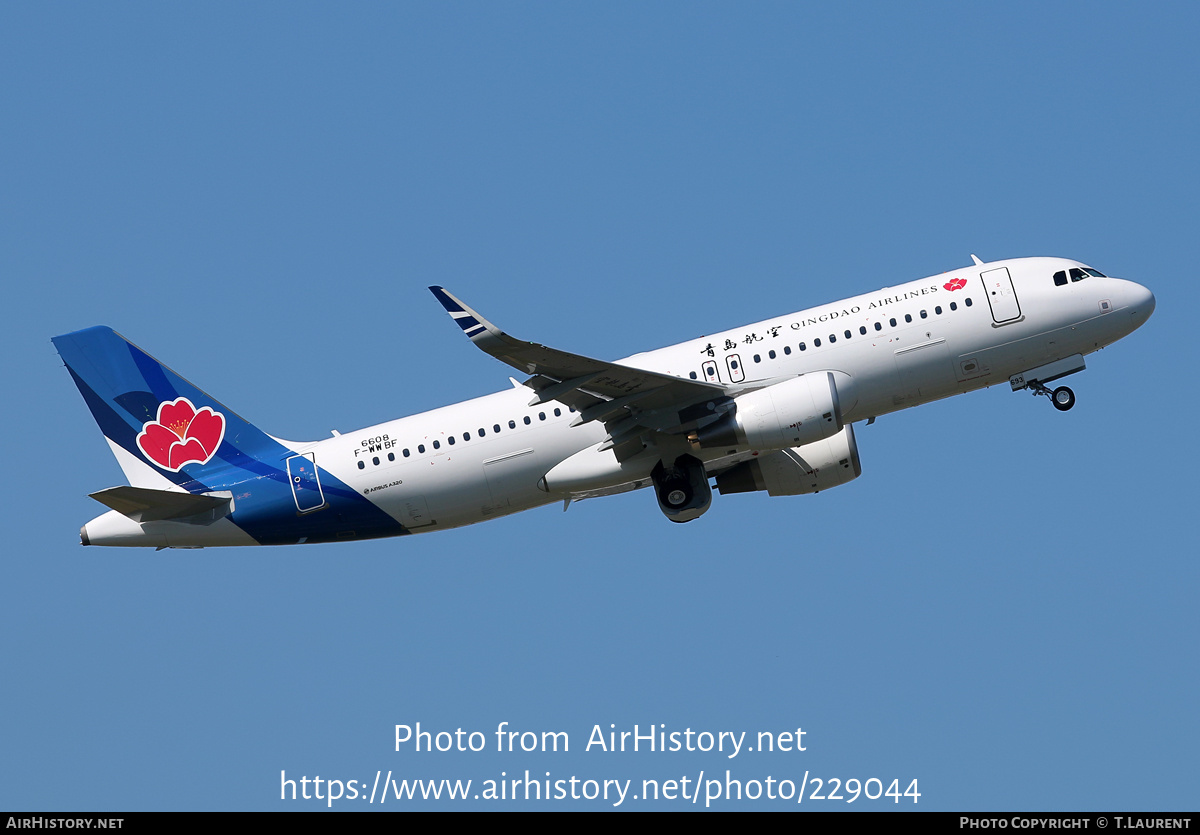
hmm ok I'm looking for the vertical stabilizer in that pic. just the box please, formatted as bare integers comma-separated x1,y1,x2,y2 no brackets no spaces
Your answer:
52,326,286,493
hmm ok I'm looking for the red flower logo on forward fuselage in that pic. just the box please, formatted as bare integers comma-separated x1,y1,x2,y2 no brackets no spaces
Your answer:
944,277,967,291
136,397,226,472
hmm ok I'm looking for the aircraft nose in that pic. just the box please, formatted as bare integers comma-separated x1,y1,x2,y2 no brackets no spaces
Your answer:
1115,279,1155,335
1129,281,1155,320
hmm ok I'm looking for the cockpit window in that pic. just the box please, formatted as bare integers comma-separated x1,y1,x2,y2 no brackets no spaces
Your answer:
1056,266,1107,286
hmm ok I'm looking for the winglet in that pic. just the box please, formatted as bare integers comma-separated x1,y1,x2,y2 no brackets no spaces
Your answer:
429,286,503,343
970,254,984,266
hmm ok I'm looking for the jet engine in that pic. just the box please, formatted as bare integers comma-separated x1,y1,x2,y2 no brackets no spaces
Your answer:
716,424,861,497
651,454,713,523
695,372,843,452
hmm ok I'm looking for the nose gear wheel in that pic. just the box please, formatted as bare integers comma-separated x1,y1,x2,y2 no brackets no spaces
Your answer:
1028,380,1076,412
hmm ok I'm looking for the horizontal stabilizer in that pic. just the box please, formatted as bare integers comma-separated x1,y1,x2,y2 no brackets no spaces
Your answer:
88,486,233,525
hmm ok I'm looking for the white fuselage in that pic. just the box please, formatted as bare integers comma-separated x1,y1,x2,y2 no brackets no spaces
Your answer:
296,256,1153,532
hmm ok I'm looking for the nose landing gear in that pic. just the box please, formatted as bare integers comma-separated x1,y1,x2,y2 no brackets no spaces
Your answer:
1009,355,1086,413
1028,380,1076,411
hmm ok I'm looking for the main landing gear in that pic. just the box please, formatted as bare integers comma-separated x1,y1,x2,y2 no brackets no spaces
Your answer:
650,454,713,523
1028,380,1076,412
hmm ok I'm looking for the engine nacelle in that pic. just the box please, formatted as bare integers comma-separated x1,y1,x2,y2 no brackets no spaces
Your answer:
715,424,861,497
696,372,842,451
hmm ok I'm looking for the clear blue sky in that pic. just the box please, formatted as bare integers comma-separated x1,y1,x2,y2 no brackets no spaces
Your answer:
2,2,1196,811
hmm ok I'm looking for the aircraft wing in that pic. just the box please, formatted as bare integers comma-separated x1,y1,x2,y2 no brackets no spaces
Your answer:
430,286,734,456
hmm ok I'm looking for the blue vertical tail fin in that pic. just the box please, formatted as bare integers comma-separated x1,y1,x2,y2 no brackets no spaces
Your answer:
54,326,408,546
52,326,289,493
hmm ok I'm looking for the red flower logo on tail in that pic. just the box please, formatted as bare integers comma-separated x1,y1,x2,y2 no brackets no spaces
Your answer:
943,278,967,292
136,397,226,472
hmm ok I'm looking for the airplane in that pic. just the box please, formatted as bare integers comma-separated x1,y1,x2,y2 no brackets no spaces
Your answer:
53,255,1154,548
